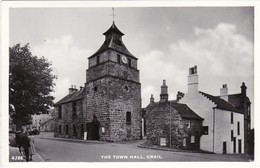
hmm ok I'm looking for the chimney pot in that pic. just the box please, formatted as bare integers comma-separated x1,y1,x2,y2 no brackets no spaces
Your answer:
220,84,228,101
160,80,168,102
150,94,155,103
188,66,199,93
241,82,247,96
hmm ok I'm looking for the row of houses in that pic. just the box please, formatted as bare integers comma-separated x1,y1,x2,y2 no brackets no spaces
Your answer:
144,66,251,154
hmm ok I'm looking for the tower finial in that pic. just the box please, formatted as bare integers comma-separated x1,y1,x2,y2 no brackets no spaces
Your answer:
110,7,116,23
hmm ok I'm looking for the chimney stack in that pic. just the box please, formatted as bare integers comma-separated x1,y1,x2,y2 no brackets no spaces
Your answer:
150,94,154,103
241,82,247,96
188,65,199,93
69,85,74,94
220,84,228,102
69,85,78,94
176,91,185,101
160,80,168,102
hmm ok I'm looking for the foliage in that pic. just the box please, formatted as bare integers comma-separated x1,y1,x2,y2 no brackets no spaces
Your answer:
9,43,56,129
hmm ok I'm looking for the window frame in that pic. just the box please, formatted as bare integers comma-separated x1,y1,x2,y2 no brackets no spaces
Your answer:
58,105,62,119
231,112,234,124
126,111,131,125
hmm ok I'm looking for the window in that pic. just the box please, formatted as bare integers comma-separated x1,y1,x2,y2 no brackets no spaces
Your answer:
117,54,121,63
96,56,100,65
190,135,195,143
203,126,208,135
231,130,234,141
59,125,62,134
231,112,234,124
94,86,98,92
128,58,131,67
58,106,62,119
72,101,77,117
187,120,191,128
65,125,69,135
126,112,131,125
73,124,77,136
237,122,240,135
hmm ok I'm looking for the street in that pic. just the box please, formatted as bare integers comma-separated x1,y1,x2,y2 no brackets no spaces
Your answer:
34,132,250,162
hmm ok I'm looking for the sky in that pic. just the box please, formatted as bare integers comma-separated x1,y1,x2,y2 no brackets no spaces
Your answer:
9,7,254,125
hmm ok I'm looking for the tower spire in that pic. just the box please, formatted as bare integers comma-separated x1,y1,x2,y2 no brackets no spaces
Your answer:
110,7,116,23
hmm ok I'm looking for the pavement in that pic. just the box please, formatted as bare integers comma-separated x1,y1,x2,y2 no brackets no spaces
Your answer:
137,142,214,153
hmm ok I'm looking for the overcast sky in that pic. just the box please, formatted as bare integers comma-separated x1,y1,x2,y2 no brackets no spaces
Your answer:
10,7,254,117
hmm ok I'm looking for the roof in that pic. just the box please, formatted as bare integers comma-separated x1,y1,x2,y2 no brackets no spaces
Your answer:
172,103,203,120
199,91,243,113
89,22,137,59
145,101,203,120
55,89,84,106
227,93,250,108
41,118,54,126
103,21,124,36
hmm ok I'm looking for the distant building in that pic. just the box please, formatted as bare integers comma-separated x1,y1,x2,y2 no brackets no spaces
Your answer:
54,21,141,142
145,80,203,150
40,118,54,132
179,66,247,154
31,109,54,131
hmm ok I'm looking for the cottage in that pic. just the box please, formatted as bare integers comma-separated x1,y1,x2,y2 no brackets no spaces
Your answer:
145,80,203,150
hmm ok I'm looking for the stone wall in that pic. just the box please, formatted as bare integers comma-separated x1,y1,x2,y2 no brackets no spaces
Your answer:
86,61,139,83
146,102,202,150
54,99,84,139
83,76,141,142
89,50,137,69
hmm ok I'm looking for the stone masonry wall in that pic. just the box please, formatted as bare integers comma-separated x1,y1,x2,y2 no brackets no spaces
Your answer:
83,76,141,142
54,99,84,139
146,103,202,150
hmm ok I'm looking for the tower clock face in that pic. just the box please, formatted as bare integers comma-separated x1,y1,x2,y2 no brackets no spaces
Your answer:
121,55,128,64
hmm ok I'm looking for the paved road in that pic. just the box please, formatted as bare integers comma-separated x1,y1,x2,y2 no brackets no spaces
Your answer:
34,132,249,162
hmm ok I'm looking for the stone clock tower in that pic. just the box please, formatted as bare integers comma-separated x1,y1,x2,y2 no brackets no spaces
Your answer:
83,21,141,142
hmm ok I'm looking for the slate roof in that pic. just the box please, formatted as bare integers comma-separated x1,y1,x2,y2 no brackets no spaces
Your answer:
171,103,203,120
89,22,137,59
145,101,203,120
103,21,124,36
54,89,84,106
40,118,54,126
227,93,250,108
199,91,243,114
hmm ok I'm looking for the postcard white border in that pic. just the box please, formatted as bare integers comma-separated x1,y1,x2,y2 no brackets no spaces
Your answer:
1,1,260,168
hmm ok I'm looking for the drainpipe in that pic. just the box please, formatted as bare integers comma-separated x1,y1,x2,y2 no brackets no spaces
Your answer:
170,101,172,148
213,107,216,153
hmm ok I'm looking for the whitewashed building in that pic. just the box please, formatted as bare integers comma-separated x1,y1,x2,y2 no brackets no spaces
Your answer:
179,66,244,154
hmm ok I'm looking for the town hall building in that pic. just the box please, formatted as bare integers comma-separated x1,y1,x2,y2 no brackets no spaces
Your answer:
54,21,142,142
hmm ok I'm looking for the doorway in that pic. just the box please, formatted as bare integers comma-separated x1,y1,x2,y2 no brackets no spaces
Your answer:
238,139,242,153
223,141,227,154
87,115,100,140
233,137,236,153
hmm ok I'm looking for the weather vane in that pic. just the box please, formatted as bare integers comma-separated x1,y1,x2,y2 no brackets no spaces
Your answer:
110,7,116,22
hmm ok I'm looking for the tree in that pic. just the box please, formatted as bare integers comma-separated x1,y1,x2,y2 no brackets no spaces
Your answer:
9,43,56,130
